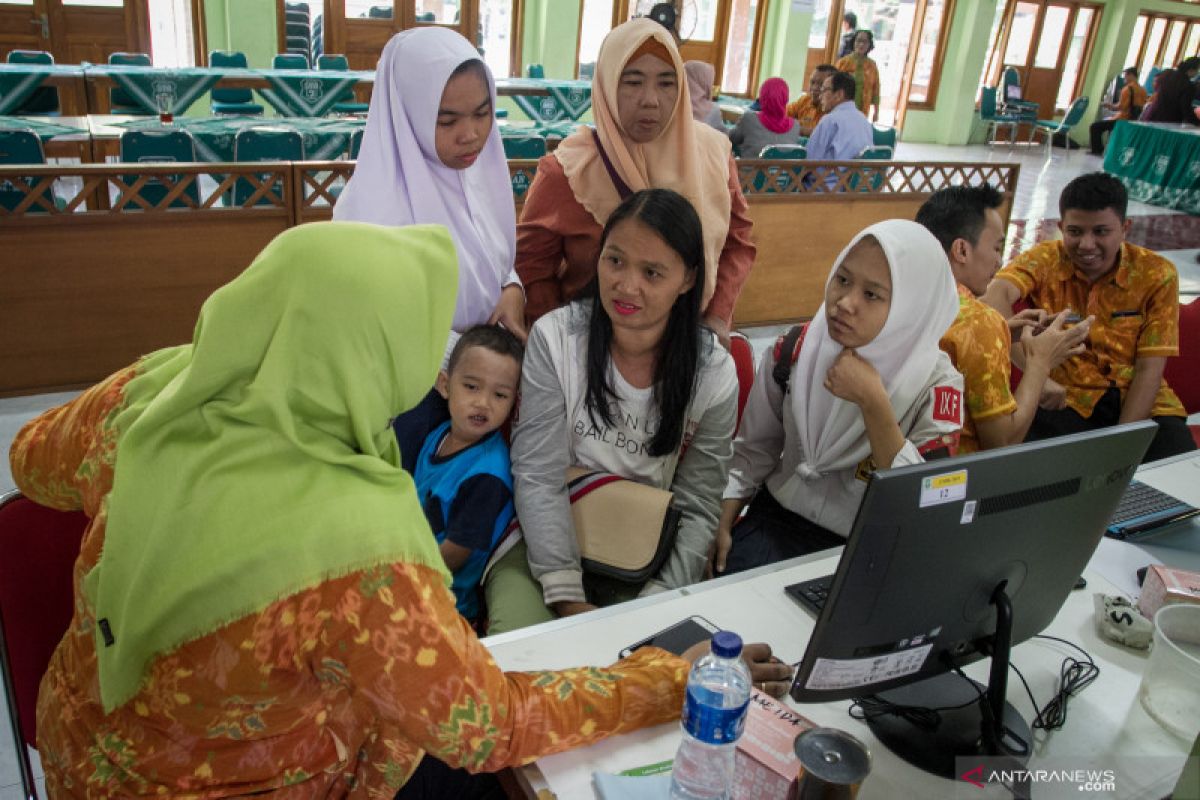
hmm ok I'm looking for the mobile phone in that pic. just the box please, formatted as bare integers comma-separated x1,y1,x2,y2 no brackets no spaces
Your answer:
1063,313,1083,325
619,615,720,659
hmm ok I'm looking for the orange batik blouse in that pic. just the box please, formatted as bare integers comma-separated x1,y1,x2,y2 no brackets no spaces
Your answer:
939,285,1019,454
13,365,688,798
995,240,1185,420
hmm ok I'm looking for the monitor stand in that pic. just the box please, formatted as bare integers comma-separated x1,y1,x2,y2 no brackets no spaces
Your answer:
863,583,1032,780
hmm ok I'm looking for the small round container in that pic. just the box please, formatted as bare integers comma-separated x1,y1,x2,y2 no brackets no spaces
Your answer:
1139,603,1200,740
794,727,871,799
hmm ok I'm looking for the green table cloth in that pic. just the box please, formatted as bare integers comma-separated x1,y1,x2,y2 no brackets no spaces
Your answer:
0,115,83,141
87,65,225,115
497,120,581,140
503,78,592,123
0,63,81,115
114,116,365,162
257,68,371,117
1104,121,1200,215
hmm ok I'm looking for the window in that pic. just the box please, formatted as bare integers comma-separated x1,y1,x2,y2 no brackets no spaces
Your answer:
478,0,514,76
809,0,833,50
1123,15,1147,72
1162,19,1185,65
1003,2,1038,68
680,0,718,41
1032,4,1068,69
1055,6,1092,110
346,0,390,18
60,0,124,5
980,0,1009,92
1186,22,1200,61
719,0,759,95
577,0,614,77
415,0,461,23
148,0,196,67
907,0,952,107
1139,17,1166,77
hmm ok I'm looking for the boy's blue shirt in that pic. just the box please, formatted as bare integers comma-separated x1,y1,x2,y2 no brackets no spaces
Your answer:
413,420,514,620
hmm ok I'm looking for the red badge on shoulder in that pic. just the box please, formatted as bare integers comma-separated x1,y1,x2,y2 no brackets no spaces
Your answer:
932,386,962,425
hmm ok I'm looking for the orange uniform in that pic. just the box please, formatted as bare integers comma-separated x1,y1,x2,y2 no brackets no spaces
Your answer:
785,93,824,134
994,241,1184,420
939,285,1018,454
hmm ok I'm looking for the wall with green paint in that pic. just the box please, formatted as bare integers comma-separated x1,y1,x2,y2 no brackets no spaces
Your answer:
202,0,279,114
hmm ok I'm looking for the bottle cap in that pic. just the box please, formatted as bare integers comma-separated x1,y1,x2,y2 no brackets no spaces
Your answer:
711,630,742,659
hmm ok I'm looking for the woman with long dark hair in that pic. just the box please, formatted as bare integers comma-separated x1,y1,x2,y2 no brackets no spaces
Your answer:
486,188,739,633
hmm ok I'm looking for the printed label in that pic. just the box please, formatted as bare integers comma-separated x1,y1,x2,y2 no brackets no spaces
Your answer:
920,470,967,508
682,686,749,745
932,386,962,424
805,644,933,691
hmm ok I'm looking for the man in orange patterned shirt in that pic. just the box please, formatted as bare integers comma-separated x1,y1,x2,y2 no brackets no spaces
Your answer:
917,185,1089,453
983,172,1195,462
786,65,835,136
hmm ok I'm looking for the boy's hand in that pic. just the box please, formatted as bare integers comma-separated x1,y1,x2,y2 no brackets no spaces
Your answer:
488,285,528,343
1021,310,1092,371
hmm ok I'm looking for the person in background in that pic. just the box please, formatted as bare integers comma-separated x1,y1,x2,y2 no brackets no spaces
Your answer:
1142,57,1200,124
685,60,726,132
334,28,524,469
1090,67,1148,155
14,222,793,798
838,11,859,58
413,324,523,629
835,29,881,122
805,70,873,191
728,77,801,157
515,18,756,348
787,64,836,137
489,189,738,633
982,172,1196,463
712,221,963,575
916,185,1091,454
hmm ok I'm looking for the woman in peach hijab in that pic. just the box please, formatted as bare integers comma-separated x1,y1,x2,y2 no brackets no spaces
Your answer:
515,18,755,345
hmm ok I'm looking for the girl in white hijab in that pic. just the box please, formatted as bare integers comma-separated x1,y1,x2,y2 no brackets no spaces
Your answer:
334,27,524,342
713,219,965,574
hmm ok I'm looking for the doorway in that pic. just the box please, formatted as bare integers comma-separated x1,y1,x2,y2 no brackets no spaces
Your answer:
1,0,149,64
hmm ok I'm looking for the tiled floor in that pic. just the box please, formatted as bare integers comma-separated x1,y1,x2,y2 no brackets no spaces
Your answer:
0,141,1195,794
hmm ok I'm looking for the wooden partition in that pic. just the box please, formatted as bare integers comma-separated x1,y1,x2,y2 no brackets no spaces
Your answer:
2,158,1018,396
0,163,293,396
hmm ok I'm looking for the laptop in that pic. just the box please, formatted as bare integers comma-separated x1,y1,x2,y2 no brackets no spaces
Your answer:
1104,480,1200,541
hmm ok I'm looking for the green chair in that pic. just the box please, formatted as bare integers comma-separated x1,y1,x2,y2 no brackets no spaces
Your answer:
1000,66,1038,120
526,64,545,79
501,135,546,159
1030,96,1089,154
318,54,370,114
349,128,363,159
119,129,200,209
5,50,59,116
856,146,892,159
871,124,897,150
759,144,807,159
367,5,392,18
848,146,891,192
510,166,536,201
107,52,155,115
0,128,54,212
233,127,304,206
979,86,1024,145
273,53,309,70
416,11,436,22
209,51,264,116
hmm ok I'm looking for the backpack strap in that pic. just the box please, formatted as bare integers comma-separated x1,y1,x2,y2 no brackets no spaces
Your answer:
771,322,809,394
591,128,632,200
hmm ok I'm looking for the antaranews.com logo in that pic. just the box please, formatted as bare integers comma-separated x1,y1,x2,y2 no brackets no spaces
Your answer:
957,758,1117,795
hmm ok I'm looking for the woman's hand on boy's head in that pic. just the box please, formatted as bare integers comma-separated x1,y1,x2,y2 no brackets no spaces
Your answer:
824,349,884,407
488,284,529,344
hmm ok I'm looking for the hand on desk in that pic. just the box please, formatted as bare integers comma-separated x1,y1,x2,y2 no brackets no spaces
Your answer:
679,641,794,699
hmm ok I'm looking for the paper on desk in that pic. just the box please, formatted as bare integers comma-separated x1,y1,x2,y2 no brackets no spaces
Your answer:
1087,537,1161,600
592,772,670,800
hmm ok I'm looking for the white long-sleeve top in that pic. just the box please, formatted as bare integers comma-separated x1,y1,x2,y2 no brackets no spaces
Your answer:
724,336,964,537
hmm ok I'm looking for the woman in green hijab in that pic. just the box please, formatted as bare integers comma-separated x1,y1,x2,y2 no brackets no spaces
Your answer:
13,221,794,797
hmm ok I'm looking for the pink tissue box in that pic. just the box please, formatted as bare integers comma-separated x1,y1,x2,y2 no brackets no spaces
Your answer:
733,690,816,800
1139,564,1200,620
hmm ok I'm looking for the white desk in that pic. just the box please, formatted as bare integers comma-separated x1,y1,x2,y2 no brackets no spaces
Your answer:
483,453,1200,800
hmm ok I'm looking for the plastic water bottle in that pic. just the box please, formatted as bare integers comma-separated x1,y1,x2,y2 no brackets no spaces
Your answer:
670,630,752,800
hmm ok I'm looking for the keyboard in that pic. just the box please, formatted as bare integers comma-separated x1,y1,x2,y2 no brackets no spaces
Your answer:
785,574,834,616
1105,481,1199,541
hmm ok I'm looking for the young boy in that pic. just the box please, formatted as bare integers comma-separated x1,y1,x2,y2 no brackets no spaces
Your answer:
916,184,1091,453
982,172,1194,463
412,324,523,625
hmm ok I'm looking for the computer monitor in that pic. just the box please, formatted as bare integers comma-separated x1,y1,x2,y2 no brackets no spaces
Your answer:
788,422,1157,779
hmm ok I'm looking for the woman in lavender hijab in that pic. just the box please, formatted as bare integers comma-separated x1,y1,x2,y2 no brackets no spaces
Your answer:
334,27,525,344
335,27,524,467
